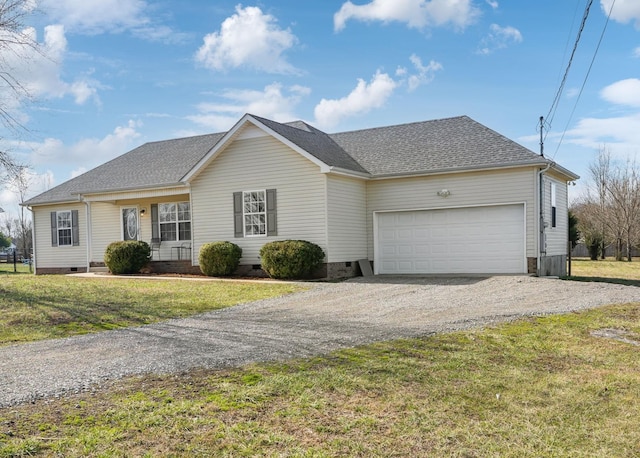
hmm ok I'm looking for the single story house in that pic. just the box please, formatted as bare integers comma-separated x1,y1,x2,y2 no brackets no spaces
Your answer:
23,114,578,277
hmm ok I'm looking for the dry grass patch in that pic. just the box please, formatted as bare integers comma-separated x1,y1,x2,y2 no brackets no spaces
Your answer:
1,303,639,457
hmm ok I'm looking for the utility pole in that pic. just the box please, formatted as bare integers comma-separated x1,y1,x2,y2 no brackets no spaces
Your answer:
539,116,544,157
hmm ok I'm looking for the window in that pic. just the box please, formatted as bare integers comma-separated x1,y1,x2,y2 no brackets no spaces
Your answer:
243,190,266,236
50,210,79,247
551,182,557,228
57,211,72,246
233,189,277,238
157,202,191,241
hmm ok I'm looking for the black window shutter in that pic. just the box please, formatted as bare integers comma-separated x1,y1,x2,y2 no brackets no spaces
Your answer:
151,204,159,239
233,192,243,238
266,189,277,236
71,210,80,246
50,212,58,247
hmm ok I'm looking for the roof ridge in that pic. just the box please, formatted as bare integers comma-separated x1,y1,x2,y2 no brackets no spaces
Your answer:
330,115,470,136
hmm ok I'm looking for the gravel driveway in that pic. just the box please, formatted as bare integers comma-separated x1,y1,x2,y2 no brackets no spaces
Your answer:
2,275,640,407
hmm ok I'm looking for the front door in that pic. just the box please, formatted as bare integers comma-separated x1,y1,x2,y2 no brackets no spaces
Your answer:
122,207,139,241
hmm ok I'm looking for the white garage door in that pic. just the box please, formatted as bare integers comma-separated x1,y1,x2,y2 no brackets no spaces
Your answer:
376,204,525,274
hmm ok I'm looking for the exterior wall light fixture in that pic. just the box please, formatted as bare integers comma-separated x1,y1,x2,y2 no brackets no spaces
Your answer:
437,189,451,198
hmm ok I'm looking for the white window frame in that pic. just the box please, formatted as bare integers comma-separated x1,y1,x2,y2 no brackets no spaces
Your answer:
550,182,557,228
158,202,191,241
57,210,73,246
243,190,267,237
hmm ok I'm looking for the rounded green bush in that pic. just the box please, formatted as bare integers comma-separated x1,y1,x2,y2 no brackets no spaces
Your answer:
199,241,242,276
104,240,150,275
259,240,325,280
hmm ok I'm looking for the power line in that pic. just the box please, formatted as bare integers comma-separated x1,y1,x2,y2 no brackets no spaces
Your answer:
544,0,594,140
551,0,616,159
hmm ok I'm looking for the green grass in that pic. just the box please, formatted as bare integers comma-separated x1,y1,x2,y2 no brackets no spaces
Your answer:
1,303,638,457
0,274,300,346
567,258,640,287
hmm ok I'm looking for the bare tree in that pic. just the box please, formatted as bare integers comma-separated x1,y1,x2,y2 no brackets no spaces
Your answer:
576,148,640,261
10,165,31,256
587,148,611,259
606,160,640,261
0,0,39,182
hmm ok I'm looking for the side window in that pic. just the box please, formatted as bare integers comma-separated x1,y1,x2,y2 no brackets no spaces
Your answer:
234,189,277,238
551,182,557,228
50,210,79,247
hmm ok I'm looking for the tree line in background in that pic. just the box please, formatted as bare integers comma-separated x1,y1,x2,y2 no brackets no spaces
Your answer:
571,148,640,261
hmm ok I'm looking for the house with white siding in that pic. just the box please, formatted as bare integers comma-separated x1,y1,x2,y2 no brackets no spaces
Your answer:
23,114,578,277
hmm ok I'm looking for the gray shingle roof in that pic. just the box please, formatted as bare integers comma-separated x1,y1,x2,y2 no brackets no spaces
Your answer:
25,133,224,205
254,115,369,174
330,115,547,177
24,114,550,206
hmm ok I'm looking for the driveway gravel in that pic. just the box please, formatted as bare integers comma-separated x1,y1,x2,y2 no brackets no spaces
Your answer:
2,275,640,407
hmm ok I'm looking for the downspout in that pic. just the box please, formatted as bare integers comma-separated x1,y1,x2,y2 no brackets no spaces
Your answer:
84,199,92,273
538,162,552,275
27,206,36,274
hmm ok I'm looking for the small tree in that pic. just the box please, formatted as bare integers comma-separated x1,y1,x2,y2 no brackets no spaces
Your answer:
0,231,10,249
568,210,580,249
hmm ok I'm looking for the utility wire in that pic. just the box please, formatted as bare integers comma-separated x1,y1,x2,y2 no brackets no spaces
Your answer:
544,0,594,141
551,0,616,159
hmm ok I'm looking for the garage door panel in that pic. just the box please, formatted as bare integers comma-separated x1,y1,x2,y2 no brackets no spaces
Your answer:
377,205,525,274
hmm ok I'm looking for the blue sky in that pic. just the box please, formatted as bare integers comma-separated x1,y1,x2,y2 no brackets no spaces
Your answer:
1,0,639,215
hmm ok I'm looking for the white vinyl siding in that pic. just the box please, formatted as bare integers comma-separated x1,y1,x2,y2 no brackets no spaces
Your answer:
543,175,568,256
190,134,327,265
326,174,367,262
366,168,537,260
33,204,86,269
88,196,191,265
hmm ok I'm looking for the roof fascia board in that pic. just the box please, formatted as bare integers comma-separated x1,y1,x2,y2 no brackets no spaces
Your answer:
22,196,82,207
368,161,550,180
549,163,580,181
326,167,371,179
25,183,190,207
182,114,331,182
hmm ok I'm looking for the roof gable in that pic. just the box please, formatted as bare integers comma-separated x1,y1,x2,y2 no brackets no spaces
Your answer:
181,114,369,182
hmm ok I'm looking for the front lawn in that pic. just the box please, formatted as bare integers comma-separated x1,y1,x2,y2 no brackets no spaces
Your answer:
0,275,300,346
1,303,638,457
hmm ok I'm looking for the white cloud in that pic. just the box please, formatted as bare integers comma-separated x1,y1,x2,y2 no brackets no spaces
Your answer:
485,0,499,9
314,71,397,129
195,5,299,74
40,0,148,34
601,0,640,28
27,120,142,174
0,168,53,215
334,0,481,32
187,83,311,131
0,24,102,120
477,23,522,55
601,79,640,107
634,46,640,57
405,54,443,91
564,114,640,154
